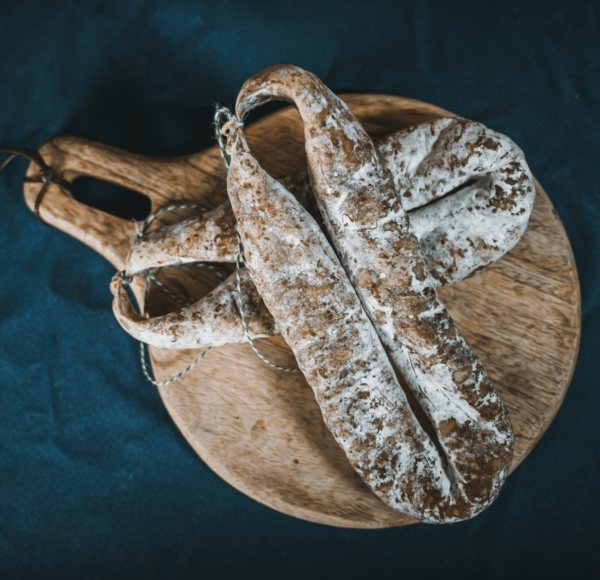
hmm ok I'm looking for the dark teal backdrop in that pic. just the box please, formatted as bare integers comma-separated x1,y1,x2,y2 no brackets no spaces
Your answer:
1,1,598,578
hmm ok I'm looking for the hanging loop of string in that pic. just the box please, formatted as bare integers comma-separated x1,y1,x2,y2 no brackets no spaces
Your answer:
0,147,78,227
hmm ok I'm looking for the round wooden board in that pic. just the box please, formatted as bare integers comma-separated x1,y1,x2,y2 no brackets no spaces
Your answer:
22,95,580,529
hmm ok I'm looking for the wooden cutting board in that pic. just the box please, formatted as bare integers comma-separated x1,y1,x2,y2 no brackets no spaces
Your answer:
22,95,581,528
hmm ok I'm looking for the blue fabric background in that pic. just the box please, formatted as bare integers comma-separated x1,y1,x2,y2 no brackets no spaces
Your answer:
1,1,598,578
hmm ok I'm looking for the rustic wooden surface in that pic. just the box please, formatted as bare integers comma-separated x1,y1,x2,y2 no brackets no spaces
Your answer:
22,95,581,528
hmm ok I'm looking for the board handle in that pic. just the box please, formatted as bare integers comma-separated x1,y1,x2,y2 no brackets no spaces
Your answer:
22,136,227,269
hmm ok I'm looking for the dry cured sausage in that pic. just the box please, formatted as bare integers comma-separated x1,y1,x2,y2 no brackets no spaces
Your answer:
221,118,512,522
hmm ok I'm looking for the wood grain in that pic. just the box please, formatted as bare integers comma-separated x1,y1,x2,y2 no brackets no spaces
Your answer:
22,95,580,528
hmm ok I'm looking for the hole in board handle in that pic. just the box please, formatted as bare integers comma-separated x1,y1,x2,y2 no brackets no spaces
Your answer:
72,176,151,221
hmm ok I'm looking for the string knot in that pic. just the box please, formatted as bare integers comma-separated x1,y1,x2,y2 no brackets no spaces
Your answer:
39,165,54,183
117,270,133,286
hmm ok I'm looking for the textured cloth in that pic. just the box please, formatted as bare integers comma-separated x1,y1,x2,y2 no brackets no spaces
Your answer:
0,1,598,578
